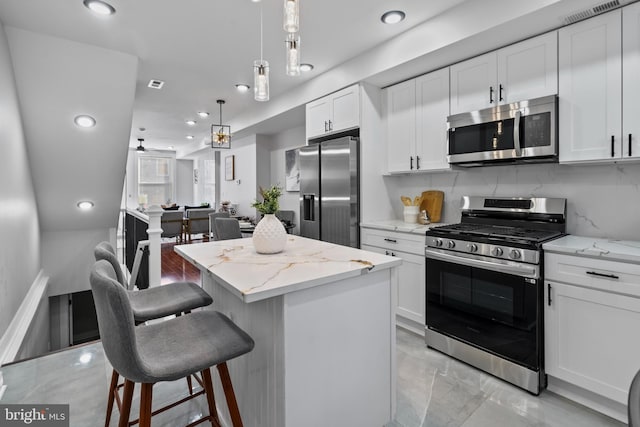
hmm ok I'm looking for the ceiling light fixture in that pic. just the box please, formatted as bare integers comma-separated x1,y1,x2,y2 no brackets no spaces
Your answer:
235,83,250,92
254,3,270,102
285,33,301,76
74,115,96,128
299,63,314,72
77,201,95,210
136,138,146,152
283,0,299,33
381,10,406,24
197,111,209,118
185,120,196,126
186,135,194,140
82,0,115,16
211,100,231,149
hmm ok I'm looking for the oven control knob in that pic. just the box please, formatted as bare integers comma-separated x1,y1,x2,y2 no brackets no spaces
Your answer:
467,243,478,252
447,240,456,249
434,239,443,247
492,247,503,257
509,249,521,260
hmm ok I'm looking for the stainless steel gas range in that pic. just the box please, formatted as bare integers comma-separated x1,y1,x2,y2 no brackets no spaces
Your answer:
425,196,566,394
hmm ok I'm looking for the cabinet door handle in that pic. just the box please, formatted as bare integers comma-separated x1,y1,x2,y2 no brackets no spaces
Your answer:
383,238,397,243
547,283,552,306
324,121,328,132
586,271,619,280
410,156,414,170
328,120,333,131
499,84,504,102
385,250,390,256
416,155,420,170
391,252,396,257
489,86,494,104
629,133,633,157
611,135,615,157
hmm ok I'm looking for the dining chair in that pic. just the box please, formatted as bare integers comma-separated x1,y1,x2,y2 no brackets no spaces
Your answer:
161,210,185,243
208,211,231,241
90,260,254,427
630,368,640,426
185,208,216,242
214,217,243,241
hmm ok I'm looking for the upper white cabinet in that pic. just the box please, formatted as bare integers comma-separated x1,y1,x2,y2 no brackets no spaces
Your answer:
385,67,450,173
450,32,558,114
306,84,360,140
559,5,640,163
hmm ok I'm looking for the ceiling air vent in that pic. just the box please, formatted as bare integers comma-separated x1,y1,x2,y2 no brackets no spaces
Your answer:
147,79,165,90
563,0,622,25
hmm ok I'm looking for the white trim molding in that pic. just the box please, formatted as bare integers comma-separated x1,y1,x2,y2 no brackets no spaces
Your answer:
0,270,49,399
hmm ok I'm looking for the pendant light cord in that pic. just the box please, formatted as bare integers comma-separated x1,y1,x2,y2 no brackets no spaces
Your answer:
260,3,263,61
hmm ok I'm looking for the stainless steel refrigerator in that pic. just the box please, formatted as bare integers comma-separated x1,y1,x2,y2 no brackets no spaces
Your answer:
299,136,359,248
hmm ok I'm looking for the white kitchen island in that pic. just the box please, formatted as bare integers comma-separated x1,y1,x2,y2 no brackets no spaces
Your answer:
175,235,401,427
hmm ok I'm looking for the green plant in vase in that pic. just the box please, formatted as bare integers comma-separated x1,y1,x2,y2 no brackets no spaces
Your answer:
251,185,286,254
251,185,283,215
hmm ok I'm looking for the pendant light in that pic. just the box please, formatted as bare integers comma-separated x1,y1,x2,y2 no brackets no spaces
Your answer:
211,100,231,149
285,33,300,76
283,0,299,33
254,3,269,102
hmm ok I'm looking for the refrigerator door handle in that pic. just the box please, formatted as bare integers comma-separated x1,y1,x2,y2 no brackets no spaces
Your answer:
302,194,315,221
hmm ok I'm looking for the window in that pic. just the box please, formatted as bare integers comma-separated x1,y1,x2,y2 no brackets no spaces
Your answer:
138,155,174,206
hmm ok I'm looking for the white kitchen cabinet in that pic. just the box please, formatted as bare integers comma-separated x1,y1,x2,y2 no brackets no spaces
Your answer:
384,68,450,173
305,84,360,140
623,1,640,159
450,31,557,115
545,251,640,409
361,227,426,334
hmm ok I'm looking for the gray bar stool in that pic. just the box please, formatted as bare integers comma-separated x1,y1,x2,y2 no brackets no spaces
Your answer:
214,217,243,241
90,260,254,427
93,241,213,424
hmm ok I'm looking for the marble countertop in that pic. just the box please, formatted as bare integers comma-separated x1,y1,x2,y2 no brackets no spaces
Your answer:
175,235,402,303
543,235,640,264
360,219,448,235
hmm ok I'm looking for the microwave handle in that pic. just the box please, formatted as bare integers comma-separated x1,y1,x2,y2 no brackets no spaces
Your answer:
513,110,522,157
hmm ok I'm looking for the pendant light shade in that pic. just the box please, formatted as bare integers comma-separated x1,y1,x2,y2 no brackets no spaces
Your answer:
211,100,231,149
285,33,300,76
283,0,299,32
254,60,270,102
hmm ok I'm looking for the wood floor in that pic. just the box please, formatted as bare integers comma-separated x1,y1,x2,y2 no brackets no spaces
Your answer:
160,241,201,284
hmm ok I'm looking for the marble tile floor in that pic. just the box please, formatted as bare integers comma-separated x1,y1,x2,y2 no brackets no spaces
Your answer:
0,328,625,427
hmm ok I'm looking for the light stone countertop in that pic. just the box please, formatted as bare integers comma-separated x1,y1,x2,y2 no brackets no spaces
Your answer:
175,235,402,303
360,219,448,235
543,235,640,264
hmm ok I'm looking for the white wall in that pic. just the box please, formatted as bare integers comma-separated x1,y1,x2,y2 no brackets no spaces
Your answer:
382,162,640,241
0,22,41,340
219,135,258,218
41,229,110,297
268,126,305,233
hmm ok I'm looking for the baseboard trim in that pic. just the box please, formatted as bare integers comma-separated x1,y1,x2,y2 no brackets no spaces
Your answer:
0,270,49,366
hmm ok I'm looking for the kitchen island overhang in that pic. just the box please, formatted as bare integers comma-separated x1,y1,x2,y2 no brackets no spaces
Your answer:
175,235,401,427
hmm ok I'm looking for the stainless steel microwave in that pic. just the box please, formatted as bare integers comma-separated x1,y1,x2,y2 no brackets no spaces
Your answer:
447,95,558,167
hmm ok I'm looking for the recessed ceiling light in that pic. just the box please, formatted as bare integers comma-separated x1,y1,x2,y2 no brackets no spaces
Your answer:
168,146,174,150
186,135,194,140
77,201,94,210
185,120,196,126
235,84,250,92
381,10,406,24
197,111,209,118
74,115,96,128
299,63,314,72
83,0,115,15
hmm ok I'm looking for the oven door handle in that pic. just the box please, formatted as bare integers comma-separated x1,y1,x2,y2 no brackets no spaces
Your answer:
425,248,539,278
513,110,522,157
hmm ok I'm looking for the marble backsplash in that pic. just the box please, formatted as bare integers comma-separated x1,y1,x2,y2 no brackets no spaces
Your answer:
383,161,640,241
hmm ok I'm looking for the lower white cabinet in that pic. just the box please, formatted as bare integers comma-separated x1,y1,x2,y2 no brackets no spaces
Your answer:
545,251,640,412
361,227,425,334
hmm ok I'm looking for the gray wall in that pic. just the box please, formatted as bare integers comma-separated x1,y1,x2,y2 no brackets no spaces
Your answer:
0,22,41,339
383,162,640,241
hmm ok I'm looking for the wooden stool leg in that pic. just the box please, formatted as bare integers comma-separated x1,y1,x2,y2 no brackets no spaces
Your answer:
105,370,119,427
139,383,153,427
187,375,193,395
118,379,135,427
217,362,243,427
202,368,221,427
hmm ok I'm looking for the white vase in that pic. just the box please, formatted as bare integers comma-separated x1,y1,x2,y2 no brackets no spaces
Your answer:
252,214,287,254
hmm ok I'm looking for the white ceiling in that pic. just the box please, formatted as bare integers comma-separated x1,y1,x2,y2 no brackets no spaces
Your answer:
0,0,470,151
